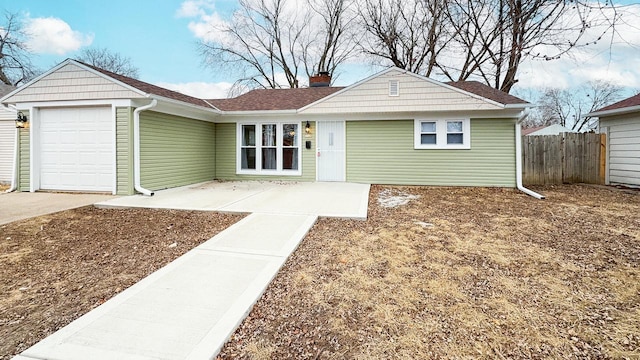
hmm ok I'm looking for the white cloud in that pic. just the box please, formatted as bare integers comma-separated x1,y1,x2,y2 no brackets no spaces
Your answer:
515,3,640,91
155,81,233,99
176,0,216,18
25,16,93,55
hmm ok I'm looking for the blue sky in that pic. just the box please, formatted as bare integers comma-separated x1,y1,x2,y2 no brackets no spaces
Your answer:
1,0,639,99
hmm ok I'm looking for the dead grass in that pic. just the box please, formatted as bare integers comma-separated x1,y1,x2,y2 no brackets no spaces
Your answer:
219,184,640,359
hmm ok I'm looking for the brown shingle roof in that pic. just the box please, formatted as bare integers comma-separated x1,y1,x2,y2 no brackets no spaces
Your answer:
207,87,344,111
594,93,640,113
77,60,216,110
446,81,529,105
521,125,545,135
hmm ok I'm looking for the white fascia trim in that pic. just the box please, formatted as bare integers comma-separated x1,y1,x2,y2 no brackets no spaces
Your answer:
585,105,640,118
15,99,133,110
152,95,221,114
224,109,298,116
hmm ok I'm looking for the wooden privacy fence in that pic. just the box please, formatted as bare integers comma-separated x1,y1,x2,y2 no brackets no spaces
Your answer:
522,132,606,185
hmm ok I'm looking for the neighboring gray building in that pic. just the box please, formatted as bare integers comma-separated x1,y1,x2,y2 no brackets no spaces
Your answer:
588,93,640,187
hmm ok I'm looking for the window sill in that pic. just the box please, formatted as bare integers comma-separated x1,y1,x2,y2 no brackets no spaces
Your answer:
236,170,302,176
414,144,471,150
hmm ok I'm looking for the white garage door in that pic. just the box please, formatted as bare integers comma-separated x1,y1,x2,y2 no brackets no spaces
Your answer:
40,107,114,192
0,120,16,183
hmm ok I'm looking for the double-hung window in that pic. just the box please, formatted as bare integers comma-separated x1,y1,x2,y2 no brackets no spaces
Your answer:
414,118,470,149
238,122,301,175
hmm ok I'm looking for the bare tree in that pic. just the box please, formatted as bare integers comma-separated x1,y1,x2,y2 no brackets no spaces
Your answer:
77,47,139,78
199,0,354,93
357,0,450,76
442,0,622,93
537,81,624,131
356,0,623,93
0,12,38,86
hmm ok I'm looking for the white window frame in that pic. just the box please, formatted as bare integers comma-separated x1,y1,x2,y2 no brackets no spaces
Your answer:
236,121,302,176
414,118,471,149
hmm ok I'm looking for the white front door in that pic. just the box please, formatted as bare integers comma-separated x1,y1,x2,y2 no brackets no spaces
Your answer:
317,120,345,181
39,107,114,192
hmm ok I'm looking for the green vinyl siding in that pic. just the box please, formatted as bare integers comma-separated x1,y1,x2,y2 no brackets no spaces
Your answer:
116,107,134,195
139,111,216,191
215,122,316,181
346,119,516,187
18,118,30,191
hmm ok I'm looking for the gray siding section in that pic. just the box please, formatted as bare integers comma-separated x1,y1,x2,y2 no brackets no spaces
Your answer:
346,119,516,186
601,112,640,186
215,122,316,181
139,111,216,191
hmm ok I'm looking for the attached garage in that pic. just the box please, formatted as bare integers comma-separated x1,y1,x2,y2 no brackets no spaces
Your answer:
591,93,640,187
0,59,220,195
39,107,114,192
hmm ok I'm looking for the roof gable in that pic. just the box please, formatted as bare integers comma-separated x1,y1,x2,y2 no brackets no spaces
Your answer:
300,68,528,115
2,61,143,103
207,87,344,111
1,59,218,111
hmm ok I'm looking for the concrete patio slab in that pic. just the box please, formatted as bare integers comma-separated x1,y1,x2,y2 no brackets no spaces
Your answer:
0,192,116,225
17,213,318,360
96,181,370,220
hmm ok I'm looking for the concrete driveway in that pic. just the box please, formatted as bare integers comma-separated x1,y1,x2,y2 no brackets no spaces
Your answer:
0,192,116,225
96,181,370,219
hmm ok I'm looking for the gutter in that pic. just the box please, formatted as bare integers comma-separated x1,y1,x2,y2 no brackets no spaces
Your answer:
133,99,157,196
515,111,545,199
3,105,18,193
585,104,640,118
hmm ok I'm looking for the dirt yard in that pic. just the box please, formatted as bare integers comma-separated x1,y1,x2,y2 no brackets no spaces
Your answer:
0,207,242,359
1,185,638,360
218,185,640,359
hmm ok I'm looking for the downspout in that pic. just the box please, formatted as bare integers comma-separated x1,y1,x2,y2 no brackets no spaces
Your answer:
4,105,18,193
515,112,545,199
133,99,157,196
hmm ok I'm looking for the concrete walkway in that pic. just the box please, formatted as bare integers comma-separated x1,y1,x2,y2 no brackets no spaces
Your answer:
14,181,370,360
0,192,116,225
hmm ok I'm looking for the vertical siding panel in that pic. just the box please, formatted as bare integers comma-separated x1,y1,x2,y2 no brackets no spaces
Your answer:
116,107,134,195
139,111,216,191
18,120,30,191
346,119,516,186
215,122,316,181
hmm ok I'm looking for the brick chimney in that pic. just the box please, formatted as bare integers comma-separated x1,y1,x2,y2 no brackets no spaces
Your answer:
309,71,331,87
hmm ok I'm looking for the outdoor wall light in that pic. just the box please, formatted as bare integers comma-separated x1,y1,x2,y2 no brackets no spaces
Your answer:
15,112,28,129
305,121,311,136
